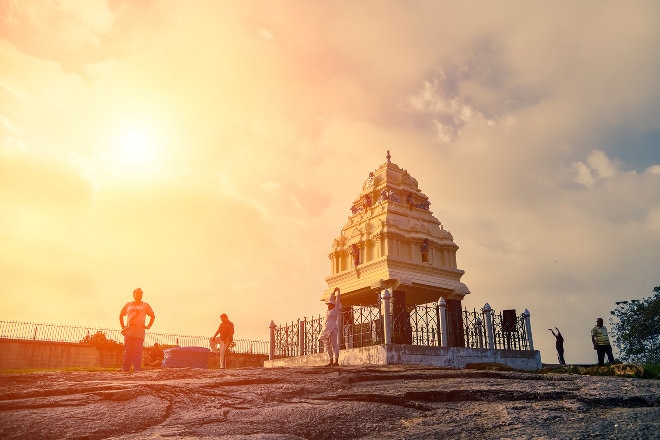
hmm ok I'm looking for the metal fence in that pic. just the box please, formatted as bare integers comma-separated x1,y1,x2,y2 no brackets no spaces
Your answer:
272,304,384,358
271,302,530,358
0,320,269,355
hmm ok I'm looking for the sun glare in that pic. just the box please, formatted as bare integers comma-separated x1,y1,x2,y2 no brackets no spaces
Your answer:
87,109,173,187
105,122,163,180
120,128,156,169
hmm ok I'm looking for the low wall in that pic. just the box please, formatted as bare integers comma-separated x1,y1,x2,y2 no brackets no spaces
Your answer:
0,339,123,370
264,344,543,371
0,339,269,370
209,352,269,369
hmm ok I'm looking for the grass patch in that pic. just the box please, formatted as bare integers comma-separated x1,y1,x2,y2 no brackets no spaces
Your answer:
642,364,660,379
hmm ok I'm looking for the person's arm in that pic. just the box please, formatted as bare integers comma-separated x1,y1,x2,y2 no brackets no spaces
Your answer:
331,288,342,318
119,305,127,328
212,326,221,338
591,328,597,347
145,311,155,330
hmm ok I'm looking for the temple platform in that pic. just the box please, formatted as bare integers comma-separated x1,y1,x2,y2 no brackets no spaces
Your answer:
264,344,542,371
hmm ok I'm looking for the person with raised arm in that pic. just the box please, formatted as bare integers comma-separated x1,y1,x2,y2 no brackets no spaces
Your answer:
319,287,342,367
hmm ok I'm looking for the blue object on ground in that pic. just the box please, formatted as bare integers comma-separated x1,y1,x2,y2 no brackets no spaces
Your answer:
162,346,210,368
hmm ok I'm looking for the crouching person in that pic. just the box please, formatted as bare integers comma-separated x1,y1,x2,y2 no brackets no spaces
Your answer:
210,313,234,369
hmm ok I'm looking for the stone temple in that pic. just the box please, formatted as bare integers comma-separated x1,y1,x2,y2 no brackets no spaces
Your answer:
321,151,470,345
265,151,541,370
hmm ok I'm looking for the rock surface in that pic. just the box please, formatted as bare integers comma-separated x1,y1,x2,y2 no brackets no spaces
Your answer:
0,365,658,439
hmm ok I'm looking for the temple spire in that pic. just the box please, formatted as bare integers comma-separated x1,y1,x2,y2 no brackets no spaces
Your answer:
386,150,391,163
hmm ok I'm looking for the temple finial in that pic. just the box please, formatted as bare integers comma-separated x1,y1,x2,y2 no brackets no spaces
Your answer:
386,150,391,163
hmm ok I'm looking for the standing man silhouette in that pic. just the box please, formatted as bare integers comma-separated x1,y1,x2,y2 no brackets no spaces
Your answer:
119,288,155,372
591,318,615,366
548,327,566,365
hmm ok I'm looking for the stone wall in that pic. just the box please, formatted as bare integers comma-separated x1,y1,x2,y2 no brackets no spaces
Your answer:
0,339,123,370
0,339,269,370
208,352,269,369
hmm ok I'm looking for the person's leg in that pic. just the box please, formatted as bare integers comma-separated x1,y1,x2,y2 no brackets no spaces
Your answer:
558,348,565,365
219,339,229,368
122,336,133,371
133,339,144,372
605,345,615,364
330,331,340,365
596,345,605,366
323,337,333,366
210,337,218,352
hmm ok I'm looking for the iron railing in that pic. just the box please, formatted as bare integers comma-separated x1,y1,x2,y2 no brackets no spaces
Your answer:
0,320,269,355
487,308,529,351
271,302,530,358
272,304,383,358
342,304,383,349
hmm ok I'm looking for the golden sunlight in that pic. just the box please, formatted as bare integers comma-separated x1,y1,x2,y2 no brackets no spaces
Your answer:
102,119,163,181
118,127,157,170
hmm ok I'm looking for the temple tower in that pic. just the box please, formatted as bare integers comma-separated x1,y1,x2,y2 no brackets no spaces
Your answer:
322,151,470,322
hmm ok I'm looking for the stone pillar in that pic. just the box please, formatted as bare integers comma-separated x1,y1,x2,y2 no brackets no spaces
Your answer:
299,319,305,356
336,308,343,350
439,297,448,348
523,309,534,351
269,320,276,361
482,303,494,350
381,289,392,344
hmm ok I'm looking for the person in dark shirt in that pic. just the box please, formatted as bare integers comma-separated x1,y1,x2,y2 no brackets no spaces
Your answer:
210,313,234,369
549,327,566,365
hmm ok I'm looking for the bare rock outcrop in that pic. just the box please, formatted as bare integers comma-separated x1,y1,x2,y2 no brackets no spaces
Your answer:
0,365,658,439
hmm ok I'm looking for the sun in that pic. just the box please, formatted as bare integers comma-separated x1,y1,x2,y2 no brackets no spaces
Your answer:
119,127,157,169
86,109,170,187
107,122,162,179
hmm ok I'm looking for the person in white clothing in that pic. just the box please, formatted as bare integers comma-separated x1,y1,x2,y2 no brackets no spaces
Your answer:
319,287,342,366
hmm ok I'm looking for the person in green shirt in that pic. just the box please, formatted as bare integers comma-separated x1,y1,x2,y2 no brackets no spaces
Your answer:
591,318,615,366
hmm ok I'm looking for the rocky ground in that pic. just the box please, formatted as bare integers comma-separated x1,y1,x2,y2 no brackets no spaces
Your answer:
0,365,658,440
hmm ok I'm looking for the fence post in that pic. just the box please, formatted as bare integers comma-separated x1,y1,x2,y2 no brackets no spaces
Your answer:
381,289,392,344
439,297,448,347
523,309,534,351
269,320,276,361
299,318,305,356
483,303,494,349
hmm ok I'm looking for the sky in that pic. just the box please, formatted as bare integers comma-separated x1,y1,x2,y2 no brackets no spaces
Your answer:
1,1,659,365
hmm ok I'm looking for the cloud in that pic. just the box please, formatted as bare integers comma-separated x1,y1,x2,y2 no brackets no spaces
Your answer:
0,0,115,71
0,1,659,362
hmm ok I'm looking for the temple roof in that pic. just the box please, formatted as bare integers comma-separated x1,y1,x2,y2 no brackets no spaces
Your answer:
322,151,469,307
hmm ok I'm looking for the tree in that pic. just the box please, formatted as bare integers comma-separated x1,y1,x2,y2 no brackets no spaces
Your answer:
610,286,660,364
80,331,122,348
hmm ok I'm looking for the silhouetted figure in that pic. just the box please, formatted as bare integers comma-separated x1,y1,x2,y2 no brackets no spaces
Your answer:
119,288,155,372
145,342,164,367
591,318,615,366
319,287,342,366
210,313,234,369
548,327,566,364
